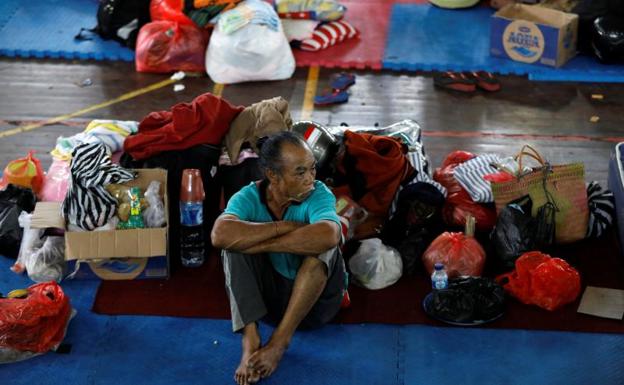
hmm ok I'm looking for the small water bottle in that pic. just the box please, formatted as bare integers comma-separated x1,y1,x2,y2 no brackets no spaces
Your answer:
431,263,448,290
180,169,205,267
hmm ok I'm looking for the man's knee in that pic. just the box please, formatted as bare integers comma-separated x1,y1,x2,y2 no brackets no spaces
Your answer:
300,256,329,280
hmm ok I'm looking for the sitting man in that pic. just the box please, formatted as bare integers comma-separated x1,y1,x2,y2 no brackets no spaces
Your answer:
211,131,345,385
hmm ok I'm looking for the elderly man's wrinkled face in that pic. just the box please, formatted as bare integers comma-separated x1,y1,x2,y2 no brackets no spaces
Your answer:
269,141,316,202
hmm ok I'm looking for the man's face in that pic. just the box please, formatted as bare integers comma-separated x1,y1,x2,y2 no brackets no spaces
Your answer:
270,141,317,202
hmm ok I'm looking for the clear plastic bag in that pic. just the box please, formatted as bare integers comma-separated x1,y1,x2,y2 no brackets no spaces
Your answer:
348,238,403,290
25,237,66,283
143,181,166,228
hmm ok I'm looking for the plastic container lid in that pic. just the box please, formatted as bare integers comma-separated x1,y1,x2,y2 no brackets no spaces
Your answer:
434,263,445,271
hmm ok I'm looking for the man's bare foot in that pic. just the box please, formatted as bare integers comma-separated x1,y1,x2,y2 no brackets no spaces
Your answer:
235,323,261,385
246,339,288,379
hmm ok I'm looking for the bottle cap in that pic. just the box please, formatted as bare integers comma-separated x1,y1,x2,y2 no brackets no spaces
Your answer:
180,169,205,202
434,263,444,270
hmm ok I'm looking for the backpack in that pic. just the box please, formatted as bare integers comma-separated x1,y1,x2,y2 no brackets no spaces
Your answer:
76,0,151,49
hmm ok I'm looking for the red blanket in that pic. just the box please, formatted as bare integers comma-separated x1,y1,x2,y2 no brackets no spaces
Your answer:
124,93,244,160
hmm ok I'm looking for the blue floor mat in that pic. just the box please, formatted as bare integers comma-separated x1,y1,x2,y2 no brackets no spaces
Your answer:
383,4,624,83
1,253,623,384
0,0,134,61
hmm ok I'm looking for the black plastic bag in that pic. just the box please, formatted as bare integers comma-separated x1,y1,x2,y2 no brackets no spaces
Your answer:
0,185,37,258
430,277,505,323
490,196,536,270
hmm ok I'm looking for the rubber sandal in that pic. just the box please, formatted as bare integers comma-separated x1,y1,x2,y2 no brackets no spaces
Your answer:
465,71,501,92
314,89,349,106
330,72,356,91
433,72,476,93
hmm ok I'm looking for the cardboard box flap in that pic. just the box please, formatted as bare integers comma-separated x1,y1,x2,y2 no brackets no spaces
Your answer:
31,202,64,229
65,227,167,260
496,4,577,28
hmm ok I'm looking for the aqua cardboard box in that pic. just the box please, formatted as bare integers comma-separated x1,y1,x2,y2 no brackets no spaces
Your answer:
31,169,169,280
490,4,578,67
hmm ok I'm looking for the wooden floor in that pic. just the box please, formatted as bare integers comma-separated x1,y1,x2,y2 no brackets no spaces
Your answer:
0,58,623,185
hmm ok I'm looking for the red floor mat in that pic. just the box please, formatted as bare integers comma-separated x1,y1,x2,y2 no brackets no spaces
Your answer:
292,0,397,70
93,232,624,334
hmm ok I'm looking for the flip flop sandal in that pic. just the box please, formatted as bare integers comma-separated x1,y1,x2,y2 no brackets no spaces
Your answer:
433,72,476,93
465,71,501,92
314,89,349,106
330,72,356,91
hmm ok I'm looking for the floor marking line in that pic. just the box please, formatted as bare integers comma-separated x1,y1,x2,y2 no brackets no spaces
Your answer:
0,77,177,139
301,66,319,121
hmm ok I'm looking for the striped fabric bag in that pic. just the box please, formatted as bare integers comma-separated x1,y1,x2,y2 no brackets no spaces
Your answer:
300,20,358,51
62,143,136,231
586,181,615,238
490,145,589,244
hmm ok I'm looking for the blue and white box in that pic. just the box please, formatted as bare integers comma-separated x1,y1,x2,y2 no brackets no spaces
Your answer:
490,4,578,68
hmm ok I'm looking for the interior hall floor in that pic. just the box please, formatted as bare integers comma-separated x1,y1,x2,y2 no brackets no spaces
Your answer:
1,58,624,385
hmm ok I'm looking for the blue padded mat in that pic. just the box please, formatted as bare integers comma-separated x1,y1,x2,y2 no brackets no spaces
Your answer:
0,0,134,61
1,253,624,384
383,4,624,83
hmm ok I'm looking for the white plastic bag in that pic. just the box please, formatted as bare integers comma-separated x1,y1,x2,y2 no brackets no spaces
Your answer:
348,238,403,290
205,10,295,84
11,212,44,274
143,181,166,228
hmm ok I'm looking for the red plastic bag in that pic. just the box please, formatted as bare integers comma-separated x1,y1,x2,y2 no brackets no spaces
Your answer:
0,282,71,353
434,151,497,231
422,217,486,279
497,251,581,311
0,151,44,194
135,21,210,73
150,0,195,25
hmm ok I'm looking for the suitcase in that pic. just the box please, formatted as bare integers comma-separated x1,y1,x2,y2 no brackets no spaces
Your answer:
608,142,624,248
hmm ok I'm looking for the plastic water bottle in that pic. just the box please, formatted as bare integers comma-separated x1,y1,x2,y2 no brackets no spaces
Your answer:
431,263,448,290
180,169,205,267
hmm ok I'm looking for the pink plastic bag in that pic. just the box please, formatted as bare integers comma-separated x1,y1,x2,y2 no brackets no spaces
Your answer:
39,159,70,202
135,21,210,73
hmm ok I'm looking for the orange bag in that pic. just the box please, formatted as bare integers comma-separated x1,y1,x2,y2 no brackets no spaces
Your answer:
0,151,44,193
497,251,581,311
0,282,71,353
422,216,486,279
150,0,195,25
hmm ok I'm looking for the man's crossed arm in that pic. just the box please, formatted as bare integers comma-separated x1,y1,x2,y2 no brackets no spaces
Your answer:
211,215,340,256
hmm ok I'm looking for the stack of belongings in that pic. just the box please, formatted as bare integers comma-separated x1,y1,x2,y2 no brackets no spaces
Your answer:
122,93,293,262
293,119,447,287
277,0,359,52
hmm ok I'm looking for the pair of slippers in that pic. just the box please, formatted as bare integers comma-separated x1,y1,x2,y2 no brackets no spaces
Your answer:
314,72,356,106
434,71,501,93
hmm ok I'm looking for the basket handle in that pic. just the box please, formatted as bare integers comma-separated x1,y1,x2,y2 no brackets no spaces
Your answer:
515,145,546,171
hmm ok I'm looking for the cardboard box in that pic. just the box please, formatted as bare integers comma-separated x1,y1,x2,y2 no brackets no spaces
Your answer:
490,4,578,67
31,169,169,280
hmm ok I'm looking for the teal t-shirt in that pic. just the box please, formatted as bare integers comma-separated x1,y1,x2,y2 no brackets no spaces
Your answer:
223,180,340,279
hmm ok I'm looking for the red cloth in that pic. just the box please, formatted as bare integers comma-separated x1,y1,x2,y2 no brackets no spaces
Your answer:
124,93,244,160
334,131,412,217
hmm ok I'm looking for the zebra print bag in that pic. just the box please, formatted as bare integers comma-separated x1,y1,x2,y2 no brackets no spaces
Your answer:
62,143,136,231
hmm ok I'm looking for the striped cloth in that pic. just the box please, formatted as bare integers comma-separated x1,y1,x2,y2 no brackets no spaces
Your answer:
388,142,447,219
62,143,136,231
586,181,615,238
453,154,503,203
300,20,358,51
